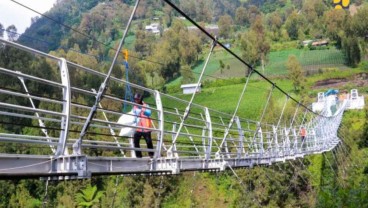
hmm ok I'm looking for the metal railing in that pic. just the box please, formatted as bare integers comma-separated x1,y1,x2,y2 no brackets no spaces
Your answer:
0,38,345,179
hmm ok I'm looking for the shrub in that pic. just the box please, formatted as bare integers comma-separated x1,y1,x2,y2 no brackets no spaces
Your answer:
358,61,368,71
165,84,181,94
203,77,246,88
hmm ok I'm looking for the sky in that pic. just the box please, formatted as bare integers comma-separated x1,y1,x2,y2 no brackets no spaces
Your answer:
0,0,57,34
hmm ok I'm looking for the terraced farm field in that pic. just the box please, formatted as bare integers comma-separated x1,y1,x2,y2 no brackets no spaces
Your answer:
168,47,347,87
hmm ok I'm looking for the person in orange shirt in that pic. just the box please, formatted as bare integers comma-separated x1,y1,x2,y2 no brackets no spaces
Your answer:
133,93,154,158
300,126,307,143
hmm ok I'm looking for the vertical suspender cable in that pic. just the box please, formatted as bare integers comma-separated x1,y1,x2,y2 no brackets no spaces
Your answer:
218,68,253,151
251,85,275,152
275,95,289,130
290,103,300,128
270,95,289,144
269,95,289,154
168,40,216,155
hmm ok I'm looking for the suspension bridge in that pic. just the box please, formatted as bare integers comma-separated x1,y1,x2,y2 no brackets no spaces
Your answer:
0,0,364,180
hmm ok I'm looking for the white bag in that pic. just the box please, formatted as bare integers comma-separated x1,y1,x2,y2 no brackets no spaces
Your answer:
117,110,136,137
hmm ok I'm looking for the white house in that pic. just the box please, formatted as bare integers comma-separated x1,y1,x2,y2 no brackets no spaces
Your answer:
180,83,202,94
145,23,160,35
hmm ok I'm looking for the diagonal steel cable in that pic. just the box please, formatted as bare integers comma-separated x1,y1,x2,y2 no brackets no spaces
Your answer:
168,40,216,156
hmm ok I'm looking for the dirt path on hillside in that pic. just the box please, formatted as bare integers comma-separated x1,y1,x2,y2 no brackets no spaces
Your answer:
312,73,368,90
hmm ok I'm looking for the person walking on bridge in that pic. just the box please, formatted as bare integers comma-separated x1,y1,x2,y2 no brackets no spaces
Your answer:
300,126,307,143
133,93,154,158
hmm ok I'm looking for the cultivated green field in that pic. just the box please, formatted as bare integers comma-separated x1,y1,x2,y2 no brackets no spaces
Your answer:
167,47,347,87
261,48,346,76
167,47,245,86
168,78,296,120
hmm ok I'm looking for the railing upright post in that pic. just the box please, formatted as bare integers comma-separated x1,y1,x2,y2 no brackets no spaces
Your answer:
154,90,164,159
56,58,71,156
235,116,245,159
204,108,213,160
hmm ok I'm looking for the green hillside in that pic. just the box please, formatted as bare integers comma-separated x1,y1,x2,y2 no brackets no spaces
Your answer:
0,0,368,207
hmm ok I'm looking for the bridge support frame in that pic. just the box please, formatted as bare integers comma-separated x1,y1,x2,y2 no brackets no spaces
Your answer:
50,155,90,179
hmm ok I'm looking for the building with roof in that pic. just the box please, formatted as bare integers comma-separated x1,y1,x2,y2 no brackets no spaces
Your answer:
145,23,160,35
180,83,202,94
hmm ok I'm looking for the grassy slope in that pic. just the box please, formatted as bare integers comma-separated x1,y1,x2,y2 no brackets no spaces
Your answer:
168,78,294,120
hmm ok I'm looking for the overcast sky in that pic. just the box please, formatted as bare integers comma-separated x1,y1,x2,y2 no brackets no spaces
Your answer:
0,0,57,34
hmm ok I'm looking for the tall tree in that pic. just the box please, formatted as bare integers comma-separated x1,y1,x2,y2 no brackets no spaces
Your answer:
291,0,303,10
252,15,269,72
178,30,201,65
179,0,197,18
343,36,361,67
350,6,368,59
196,1,213,22
267,12,283,41
350,6,368,38
247,5,261,25
134,30,154,57
323,9,349,48
302,0,318,24
0,22,4,38
6,25,17,41
286,55,304,92
180,65,195,84
218,15,233,39
163,4,174,27
240,15,270,71
284,11,305,40
338,6,368,67
235,7,248,26
151,20,201,81
240,30,259,67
